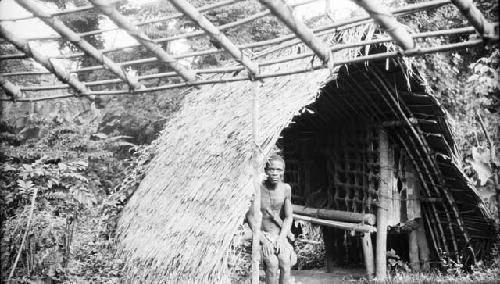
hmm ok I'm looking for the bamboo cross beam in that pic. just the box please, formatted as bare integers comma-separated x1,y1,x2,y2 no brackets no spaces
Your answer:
352,0,414,50
0,53,28,60
0,24,91,97
89,0,197,84
450,0,496,39
13,0,142,91
169,0,260,77
258,0,333,65
0,75,23,100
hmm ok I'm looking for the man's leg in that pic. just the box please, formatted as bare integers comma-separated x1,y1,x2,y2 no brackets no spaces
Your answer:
277,251,291,284
264,254,279,284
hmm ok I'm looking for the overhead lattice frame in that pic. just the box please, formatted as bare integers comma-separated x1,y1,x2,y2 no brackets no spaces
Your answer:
0,0,498,102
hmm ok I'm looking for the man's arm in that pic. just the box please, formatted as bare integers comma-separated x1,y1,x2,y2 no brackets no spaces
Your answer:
278,184,293,241
245,199,269,246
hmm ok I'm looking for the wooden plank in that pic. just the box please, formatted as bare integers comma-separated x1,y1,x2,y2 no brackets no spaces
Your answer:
294,214,376,233
293,205,376,225
169,0,260,77
258,0,332,65
89,0,197,84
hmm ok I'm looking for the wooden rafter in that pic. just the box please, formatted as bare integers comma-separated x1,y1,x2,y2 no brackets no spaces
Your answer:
169,0,260,77
450,0,496,39
13,0,142,90
352,0,414,50
0,24,90,97
89,0,197,84
258,0,332,64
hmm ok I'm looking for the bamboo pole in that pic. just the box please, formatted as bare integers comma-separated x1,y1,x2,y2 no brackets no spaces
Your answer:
250,81,262,284
89,0,197,84
0,53,28,60
70,24,484,74
376,129,390,280
293,205,376,225
352,0,414,50
80,0,239,37
169,0,260,77
13,0,142,90
258,0,332,65
2,38,495,102
450,0,496,39
362,233,375,279
0,24,91,97
0,75,23,100
33,0,453,61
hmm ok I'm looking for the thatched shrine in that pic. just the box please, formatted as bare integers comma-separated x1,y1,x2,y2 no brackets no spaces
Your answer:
114,52,495,281
1,0,498,282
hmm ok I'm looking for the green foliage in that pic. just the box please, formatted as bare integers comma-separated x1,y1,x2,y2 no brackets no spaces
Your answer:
0,108,131,282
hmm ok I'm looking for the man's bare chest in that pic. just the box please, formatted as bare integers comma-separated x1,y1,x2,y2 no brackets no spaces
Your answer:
260,184,285,212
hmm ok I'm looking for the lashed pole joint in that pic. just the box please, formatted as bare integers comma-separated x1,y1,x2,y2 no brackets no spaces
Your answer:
258,0,334,68
1,24,91,97
89,0,198,84
169,0,260,78
450,0,496,40
14,0,142,91
353,0,415,50
0,75,23,101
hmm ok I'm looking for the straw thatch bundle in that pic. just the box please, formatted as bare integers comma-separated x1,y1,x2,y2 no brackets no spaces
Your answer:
117,57,332,282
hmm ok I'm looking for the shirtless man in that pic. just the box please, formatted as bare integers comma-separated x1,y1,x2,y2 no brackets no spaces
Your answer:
247,155,296,284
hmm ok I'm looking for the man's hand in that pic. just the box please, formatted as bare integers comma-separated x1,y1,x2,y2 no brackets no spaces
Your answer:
273,237,287,254
262,239,274,258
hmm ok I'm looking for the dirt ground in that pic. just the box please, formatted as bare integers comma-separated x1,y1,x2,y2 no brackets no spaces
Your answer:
292,268,366,284
255,268,367,284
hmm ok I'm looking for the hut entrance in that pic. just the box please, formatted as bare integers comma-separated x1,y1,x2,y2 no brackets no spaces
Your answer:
276,73,430,277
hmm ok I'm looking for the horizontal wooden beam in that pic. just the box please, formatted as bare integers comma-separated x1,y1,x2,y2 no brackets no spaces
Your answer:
13,0,142,90
293,205,376,225
0,23,91,97
89,0,197,84
353,0,414,50
1,37,494,102
258,0,332,64
169,0,260,77
293,214,377,233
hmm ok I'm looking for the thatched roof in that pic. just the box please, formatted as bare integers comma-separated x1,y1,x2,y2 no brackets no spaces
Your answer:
116,39,495,281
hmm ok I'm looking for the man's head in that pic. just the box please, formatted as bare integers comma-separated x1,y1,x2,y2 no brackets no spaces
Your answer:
265,155,285,184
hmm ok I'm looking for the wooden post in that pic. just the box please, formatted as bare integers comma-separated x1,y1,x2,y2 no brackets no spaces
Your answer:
376,129,390,280
362,233,375,279
409,230,420,272
416,219,431,272
250,81,262,284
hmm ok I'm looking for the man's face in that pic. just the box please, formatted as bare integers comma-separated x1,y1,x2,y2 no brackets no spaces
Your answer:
265,160,284,185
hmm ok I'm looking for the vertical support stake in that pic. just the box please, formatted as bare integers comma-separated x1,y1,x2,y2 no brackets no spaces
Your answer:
251,80,262,284
376,129,389,280
362,233,375,279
